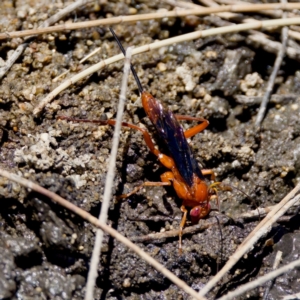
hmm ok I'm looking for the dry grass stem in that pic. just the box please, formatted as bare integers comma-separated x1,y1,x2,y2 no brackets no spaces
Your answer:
131,222,211,243
198,188,300,297
52,47,102,82
247,32,300,60
43,0,94,26
273,251,283,269
290,25,300,32
84,47,133,300
0,44,30,80
237,201,300,219
288,29,300,41
193,0,284,60
256,2,289,127
130,198,300,244
282,292,300,300
214,0,274,18
262,251,283,300
198,0,238,20
235,94,299,105
0,168,207,300
1,3,300,41
218,257,300,300
34,17,300,116
0,0,91,79
215,0,300,19
169,0,300,41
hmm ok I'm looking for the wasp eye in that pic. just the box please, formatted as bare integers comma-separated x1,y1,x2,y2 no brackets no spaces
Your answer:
190,206,201,223
190,204,211,223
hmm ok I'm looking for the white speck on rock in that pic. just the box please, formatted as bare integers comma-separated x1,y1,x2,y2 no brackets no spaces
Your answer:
14,132,56,170
176,64,196,92
67,173,87,189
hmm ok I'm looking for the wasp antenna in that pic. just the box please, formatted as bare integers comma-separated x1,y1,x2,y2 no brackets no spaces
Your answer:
109,28,144,95
222,183,260,215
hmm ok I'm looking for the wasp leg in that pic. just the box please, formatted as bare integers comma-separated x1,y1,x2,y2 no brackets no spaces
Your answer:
117,181,171,199
117,159,176,199
175,115,209,139
179,205,188,254
58,116,159,155
58,116,176,169
160,171,174,182
58,117,179,199
201,169,216,181
160,171,188,253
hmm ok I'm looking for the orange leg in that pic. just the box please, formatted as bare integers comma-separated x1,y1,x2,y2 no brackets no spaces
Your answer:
118,171,175,203
117,181,171,199
161,172,190,254
156,171,189,253
199,169,220,210
117,170,176,200
58,116,177,196
58,116,177,170
179,205,188,254
175,115,209,139
201,169,216,181
199,169,219,210
160,171,174,183
58,116,159,156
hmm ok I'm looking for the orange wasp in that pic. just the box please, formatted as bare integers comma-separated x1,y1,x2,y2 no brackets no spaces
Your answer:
59,28,220,252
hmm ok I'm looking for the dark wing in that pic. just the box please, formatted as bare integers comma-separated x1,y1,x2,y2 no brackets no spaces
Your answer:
147,97,204,187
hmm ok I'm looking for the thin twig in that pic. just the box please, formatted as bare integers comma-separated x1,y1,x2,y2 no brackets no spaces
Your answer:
255,2,289,127
33,17,300,116
192,0,300,63
235,94,299,105
204,15,300,60
197,0,240,20
0,0,92,80
206,19,300,60
43,0,93,27
1,3,300,41
170,0,300,41
197,0,291,126
53,47,102,82
262,251,283,300
247,32,300,61
215,0,297,19
217,257,300,300
282,292,300,300
198,188,300,297
84,47,133,300
237,201,300,219
131,198,300,243
131,222,211,243
0,168,207,300
0,42,30,80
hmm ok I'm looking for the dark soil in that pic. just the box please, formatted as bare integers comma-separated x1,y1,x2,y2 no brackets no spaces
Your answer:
0,0,300,299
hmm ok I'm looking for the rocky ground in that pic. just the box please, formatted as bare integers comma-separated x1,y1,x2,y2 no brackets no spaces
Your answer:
0,0,300,299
